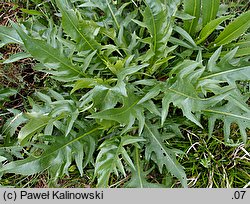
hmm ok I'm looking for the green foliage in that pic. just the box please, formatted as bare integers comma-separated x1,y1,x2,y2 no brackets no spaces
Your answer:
143,123,187,187
95,135,145,187
1,127,99,178
0,88,17,102
212,10,250,46
196,15,232,45
11,22,84,82
202,0,220,26
183,0,201,36
0,0,249,188
125,147,164,188
0,26,22,48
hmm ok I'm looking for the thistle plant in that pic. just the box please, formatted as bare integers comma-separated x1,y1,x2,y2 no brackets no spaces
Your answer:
0,0,249,187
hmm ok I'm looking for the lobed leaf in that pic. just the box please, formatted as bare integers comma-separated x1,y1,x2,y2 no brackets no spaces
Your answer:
11,22,84,82
56,0,101,52
87,91,145,134
0,127,100,178
143,123,187,187
125,148,164,188
205,104,250,144
95,136,144,187
141,0,173,70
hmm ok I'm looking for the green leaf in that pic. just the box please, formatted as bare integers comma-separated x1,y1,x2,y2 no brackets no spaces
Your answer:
71,78,103,94
0,146,24,161
142,0,173,62
206,46,222,72
55,0,102,55
18,115,51,145
0,127,100,178
71,141,83,175
204,103,250,144
3,52,31,64
117,63,148,80
81,50,97,73
0,26,22,47
35,91,52,104
183,0,201,36
1,0,249,188
20,8,43,16
2,110,27,140
202,65,250,82
198,49,250,143
225,33,250,49
201,0,220,26
174,11,196,20
88,91,145,134
79,84,123,112
65,110,79,137
143,123,187,187
125,148,164,188
174,26,198,48
196,15,232,45
0,88,17,100
213,10,250,46
138,83,163,104
162,84,230,128
105,0,120,29
234,47,250,57
169,37,194,49
11,22,84,82
0,156,7,163
162,60,232,127
95,136,143,187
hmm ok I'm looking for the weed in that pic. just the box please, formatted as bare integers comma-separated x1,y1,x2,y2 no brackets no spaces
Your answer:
0,0,249,188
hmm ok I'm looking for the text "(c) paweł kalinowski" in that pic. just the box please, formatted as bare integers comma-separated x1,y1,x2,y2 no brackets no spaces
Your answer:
20,190,104,200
